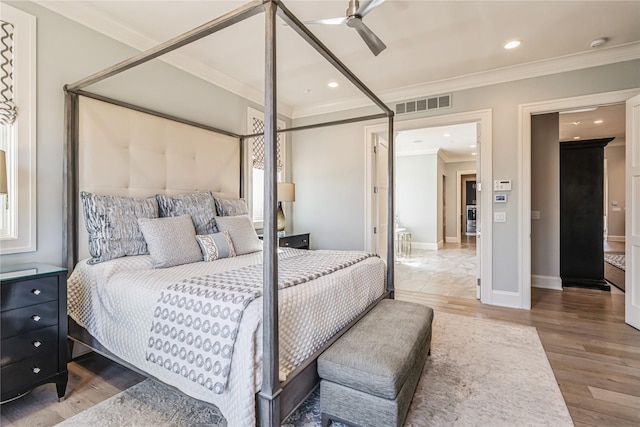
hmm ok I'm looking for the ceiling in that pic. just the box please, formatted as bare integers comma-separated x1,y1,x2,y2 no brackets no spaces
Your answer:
36,0,640,118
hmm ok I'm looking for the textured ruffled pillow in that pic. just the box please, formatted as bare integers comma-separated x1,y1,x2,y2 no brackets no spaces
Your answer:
195,231,237,262
81,191,158,264
138,215,203,268
156,192,218,235
214,197,248,216
215,215,262,255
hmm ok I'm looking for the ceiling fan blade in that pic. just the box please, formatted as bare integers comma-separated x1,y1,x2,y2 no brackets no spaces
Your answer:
356,0,386,17
305,17,348,25
350,18,386,56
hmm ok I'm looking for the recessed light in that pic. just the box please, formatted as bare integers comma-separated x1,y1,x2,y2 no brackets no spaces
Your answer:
327,81,339,88
469,144,476,148
443,133,450,137
573,136,581,140
504,40,521,49
471,152,477,156
593,119,603,124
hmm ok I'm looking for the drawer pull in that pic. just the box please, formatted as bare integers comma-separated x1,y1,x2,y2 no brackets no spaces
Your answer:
32,289,42,296
284,242,289,246
32,367,41,374
33,340,42,348
31,315,41,322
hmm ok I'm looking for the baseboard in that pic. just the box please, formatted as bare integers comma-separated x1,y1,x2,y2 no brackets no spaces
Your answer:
438,240,444,249
445,236,460,243
413,242,440,250
531,275,563,290
488,290,522,309
607,236,625,243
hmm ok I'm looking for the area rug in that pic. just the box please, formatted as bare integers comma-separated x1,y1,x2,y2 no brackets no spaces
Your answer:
57,312,573,427
605,252,625,271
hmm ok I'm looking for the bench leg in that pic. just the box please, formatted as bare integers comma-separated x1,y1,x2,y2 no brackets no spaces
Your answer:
321,413,332,427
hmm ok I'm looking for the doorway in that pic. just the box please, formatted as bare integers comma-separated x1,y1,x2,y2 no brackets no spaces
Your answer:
385,122,479,300
365,109,492,303
520,89,638,330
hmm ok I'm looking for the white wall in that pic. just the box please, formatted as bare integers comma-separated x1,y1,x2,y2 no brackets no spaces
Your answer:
396,153,438,246
292,60,640,295
605,144,626,238
0,1,290,267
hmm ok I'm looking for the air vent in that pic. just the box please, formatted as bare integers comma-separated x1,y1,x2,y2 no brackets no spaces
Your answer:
394,94,452,115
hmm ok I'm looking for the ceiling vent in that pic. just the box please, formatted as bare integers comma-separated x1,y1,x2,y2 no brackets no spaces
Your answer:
395,94,452,115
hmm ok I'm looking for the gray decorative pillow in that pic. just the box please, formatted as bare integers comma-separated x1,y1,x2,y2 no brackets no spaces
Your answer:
156,192,218,235
214,197,248,216
81,191,158,264
195,231,237,262
138,215,203,268
215,215,262,255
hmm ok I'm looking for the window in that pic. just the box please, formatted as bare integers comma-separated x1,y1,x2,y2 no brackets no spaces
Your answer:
0,4,36,254
246,107,286,227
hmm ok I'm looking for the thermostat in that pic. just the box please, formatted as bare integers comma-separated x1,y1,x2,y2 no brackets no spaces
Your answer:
494,194,507,203
494,180,512,191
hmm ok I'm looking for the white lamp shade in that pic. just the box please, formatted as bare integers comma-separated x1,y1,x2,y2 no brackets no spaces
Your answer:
277,182,295,202
0,150,7,195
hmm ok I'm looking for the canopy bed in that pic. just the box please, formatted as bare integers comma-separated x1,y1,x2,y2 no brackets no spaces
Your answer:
63,1,395,426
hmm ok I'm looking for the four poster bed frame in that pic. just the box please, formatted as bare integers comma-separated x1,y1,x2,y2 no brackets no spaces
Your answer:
63,1,395,426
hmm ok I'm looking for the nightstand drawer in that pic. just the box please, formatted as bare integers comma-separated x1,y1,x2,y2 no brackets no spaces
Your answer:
1,354,58,400
1,276,59,311
279,234,309,249
1,301,58,339
1,325,59,366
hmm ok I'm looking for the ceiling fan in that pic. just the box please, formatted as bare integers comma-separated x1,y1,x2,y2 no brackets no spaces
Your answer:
306,0,387,56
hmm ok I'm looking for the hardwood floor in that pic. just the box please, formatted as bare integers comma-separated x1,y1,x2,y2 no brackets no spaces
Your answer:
2,287,638,426
396,287,640,427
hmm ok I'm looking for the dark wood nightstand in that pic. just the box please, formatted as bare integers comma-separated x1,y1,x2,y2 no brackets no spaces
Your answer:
258,232,310,250
1,263,68,403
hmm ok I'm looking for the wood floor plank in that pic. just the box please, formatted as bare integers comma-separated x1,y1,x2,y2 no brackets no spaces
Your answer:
588,386,640,410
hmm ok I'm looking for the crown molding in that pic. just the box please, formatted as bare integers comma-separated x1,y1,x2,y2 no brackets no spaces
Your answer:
34,0,295,118
34,1,639,121
292,42,640,118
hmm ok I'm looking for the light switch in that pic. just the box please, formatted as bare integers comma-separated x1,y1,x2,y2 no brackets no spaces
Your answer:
531,211,540,220
494,212,507,223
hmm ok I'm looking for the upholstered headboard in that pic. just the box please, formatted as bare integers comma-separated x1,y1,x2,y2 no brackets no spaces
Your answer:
76,96,241,261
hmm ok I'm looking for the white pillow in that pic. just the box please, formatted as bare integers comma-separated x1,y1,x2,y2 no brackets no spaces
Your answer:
215,215,262,256
138,215,203,268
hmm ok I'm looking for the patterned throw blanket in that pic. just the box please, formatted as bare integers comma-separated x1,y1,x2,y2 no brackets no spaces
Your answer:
146,250,375,394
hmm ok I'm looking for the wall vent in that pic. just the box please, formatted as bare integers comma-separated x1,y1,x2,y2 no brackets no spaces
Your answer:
395,94,452,115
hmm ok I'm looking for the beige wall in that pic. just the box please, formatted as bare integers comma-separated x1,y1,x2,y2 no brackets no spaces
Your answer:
531,113,560,281
605,144,626,238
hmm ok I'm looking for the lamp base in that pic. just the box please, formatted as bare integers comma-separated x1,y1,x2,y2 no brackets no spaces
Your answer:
277,202,286,232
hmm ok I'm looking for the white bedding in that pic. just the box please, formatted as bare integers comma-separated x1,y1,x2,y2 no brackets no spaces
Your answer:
67,248,385,427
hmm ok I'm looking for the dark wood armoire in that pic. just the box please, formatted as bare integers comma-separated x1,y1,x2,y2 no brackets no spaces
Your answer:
560,137,614,290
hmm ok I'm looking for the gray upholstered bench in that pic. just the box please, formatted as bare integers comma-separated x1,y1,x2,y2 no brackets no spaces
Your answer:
318,299,434,427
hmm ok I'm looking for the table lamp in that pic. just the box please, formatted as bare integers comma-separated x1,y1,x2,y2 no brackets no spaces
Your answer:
276,182,295,232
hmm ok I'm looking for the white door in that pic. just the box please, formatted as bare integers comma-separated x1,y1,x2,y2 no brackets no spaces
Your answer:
626,94,640,330
375,135,390,262
475,122,482,299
